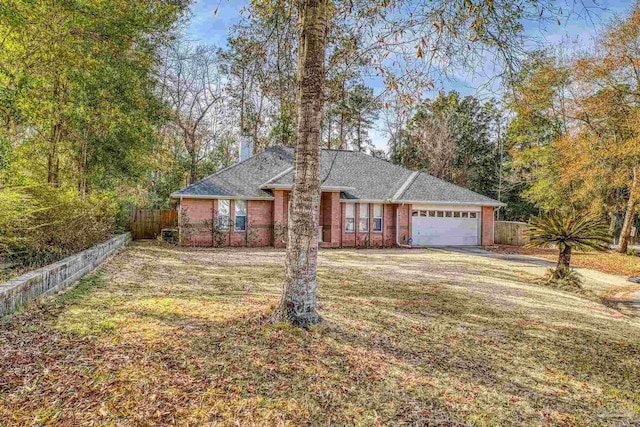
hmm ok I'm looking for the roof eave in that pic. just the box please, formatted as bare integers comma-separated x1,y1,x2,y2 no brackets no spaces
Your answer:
170,193,275,201
338,197,505,206
260,184,356,191
394,199,506,207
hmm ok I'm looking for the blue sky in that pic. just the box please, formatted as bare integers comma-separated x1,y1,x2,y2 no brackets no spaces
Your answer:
183,0,636,148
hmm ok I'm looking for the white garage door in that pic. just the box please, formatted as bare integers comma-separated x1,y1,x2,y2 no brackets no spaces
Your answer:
411,209,480,246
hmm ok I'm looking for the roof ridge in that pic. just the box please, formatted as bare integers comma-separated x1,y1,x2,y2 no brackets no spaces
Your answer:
261,166,294,186
391,171,420,201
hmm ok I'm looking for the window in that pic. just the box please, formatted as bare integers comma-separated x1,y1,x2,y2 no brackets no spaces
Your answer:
453,211,461,218
461,212,469,218
235,200,247,231
345,204,355,232
445,211,453,218
420,210,427,217
359,203,369,232
412,210,419,216
217,200,230,230
437,211,444,218
373,204,383,232
470,212,477,219
428,211,436,217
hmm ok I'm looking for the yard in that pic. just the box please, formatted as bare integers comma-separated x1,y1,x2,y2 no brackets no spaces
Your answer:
1,242,640,426
489,245,640,278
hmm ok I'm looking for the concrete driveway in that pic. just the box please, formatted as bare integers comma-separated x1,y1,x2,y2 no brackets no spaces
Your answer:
440,246,640,314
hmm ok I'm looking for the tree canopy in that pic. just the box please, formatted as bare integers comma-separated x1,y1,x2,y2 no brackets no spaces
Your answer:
4,0,637,292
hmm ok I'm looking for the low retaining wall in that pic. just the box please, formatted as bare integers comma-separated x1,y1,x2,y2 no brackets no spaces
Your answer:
0,233,131,317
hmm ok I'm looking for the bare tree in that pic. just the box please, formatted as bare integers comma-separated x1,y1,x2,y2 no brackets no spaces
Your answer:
161,42,222,184
412,113,456,179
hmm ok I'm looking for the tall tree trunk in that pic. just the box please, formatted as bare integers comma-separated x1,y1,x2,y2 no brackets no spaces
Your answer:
275,13,288,147
326,111,332,148
240,68,247,135
47,81,62,187
608,212,617,240
339,69,346,149
619,165,638,253
253,94,264,154
339,112,345,149
274,0,327,327
77,137,89,199
47,122,61,186
189,145,198,185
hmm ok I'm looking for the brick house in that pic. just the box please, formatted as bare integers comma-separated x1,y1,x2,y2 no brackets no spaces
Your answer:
171,146,503,248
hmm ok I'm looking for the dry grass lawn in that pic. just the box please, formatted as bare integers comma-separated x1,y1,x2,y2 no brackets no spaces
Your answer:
491,245,640,278
1,242,639,426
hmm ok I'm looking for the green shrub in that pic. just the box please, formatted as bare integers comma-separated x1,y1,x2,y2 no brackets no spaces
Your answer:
0,185,116,279
626,248,640,257
526,210,611,279
542,267,584,290
114,198,135,233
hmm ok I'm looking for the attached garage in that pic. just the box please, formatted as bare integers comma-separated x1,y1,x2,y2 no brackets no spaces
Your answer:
411,205,481,246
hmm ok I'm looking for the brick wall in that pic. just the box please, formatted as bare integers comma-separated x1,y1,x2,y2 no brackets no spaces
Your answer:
340,203,355,247
397,204,411,244
368,203,384,248
384,204,396,247
180,197,494,248
481,206,495,246
272,190,288,248
180,198,273,247
320,192,331,243
246,200,272,247
328,193,341,247
180,198,215,246
338,202,400,248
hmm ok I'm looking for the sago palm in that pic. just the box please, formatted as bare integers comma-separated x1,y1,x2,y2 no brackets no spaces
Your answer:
525,211,611,278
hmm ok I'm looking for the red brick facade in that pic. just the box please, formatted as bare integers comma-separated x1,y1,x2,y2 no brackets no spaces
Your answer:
481,205,495,246
178,194,496,248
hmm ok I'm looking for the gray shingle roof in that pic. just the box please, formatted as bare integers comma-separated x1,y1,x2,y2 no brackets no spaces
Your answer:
266,149,414,200
397,172,502,205
172,146,502,206
172,146,293,199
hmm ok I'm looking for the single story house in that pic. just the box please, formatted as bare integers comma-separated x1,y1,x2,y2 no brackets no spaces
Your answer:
171,146,503,248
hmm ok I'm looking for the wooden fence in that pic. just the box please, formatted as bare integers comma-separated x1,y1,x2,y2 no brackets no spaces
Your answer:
494,221,529,246
128,209,178,240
